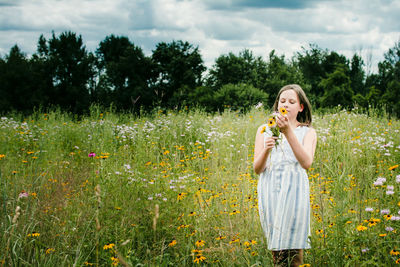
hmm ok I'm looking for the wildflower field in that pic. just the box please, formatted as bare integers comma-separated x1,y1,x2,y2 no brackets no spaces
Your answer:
1,106,400,266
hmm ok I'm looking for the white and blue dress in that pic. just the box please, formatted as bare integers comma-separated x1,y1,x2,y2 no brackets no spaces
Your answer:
257,125,311,250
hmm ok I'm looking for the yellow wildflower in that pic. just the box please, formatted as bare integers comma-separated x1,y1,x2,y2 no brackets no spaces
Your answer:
168,240,177,247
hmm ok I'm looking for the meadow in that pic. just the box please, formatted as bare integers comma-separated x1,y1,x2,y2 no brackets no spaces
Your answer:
1,106,399,266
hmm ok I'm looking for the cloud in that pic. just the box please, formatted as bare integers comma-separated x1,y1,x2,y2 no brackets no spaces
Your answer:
0,0,399,74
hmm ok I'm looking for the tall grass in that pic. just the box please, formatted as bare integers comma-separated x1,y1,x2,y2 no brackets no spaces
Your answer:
0,106,399,266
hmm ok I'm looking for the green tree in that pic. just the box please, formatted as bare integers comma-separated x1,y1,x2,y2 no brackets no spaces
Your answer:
319,65,353,107
96,35,153,111
349,53,365,95
213,83,268,112
151,40,206,108
206,49,268,90
0,45,38,112
263,50,307,107
39,31,96,113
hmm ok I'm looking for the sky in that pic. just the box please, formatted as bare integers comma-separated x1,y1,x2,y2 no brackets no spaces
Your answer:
0,0,399,74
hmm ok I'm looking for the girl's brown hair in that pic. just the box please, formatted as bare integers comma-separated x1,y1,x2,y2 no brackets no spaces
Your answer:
272,84,312,126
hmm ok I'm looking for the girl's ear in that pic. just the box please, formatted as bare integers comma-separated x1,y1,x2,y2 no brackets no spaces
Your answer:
300,104,304,112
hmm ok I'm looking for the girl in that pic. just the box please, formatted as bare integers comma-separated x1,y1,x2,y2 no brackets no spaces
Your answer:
253,84,317,266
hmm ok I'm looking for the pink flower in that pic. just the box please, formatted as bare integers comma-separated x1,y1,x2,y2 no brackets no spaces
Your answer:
386,190,394,195
365,207,374,212
18,191,29,199
88,152,96,158
381,209,390,215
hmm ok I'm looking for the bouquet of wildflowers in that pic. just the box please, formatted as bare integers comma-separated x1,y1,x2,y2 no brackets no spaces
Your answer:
261,107,287,147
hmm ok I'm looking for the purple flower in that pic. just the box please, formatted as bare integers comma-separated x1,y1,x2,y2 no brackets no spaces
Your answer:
18,191,29,199
361,248,369,253
386,190,394,195
396,175,400,183
381,209,390,215
390,216,400,221
365,207,374,212
387,185,394,190
88,152,96,158
385,226,394,232
373,177,386,186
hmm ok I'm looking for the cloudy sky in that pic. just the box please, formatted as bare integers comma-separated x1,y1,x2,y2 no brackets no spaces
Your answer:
0,0,399,73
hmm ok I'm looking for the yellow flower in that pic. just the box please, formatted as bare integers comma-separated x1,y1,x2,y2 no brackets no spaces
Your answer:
379,233,387,237
103,243,115,250
177,192,187,201
390,249,400,256
389,164,399,171
356,225,367,231
216,235,226,240
299,264,311,267
191,249,203,254
168,239,177,247
195,240,205,247
111,256,119,266
27,232,40,237
268,117,276,127
260,126,266,134
189,211,196,216
45,248,55,254
193,254,206,264
279,107,288,115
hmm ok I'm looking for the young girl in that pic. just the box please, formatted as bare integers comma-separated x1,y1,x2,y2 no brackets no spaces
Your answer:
253,84,317,266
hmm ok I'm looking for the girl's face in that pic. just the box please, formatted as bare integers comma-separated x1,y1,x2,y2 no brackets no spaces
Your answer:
278,89,303,120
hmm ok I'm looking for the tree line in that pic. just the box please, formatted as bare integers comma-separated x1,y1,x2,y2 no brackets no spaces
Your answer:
0,31,399,116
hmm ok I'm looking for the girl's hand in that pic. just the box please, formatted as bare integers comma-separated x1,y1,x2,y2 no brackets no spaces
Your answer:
264,136,278,150
276,114,291,134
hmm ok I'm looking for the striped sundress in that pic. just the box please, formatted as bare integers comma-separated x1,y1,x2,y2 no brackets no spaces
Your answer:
257,125,311,250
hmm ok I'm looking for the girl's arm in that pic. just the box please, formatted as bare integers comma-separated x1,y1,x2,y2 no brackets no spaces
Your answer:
278,118,317,169
253,125,277,174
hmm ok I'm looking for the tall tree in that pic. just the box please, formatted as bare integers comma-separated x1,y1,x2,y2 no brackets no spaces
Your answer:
0,45,36,112
38,31,96,113
319,65,353,107
151,40,206,108
206,49,268,90
96,35,153,111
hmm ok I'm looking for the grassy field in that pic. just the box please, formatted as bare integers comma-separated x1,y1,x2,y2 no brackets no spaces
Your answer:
1,106,399,266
